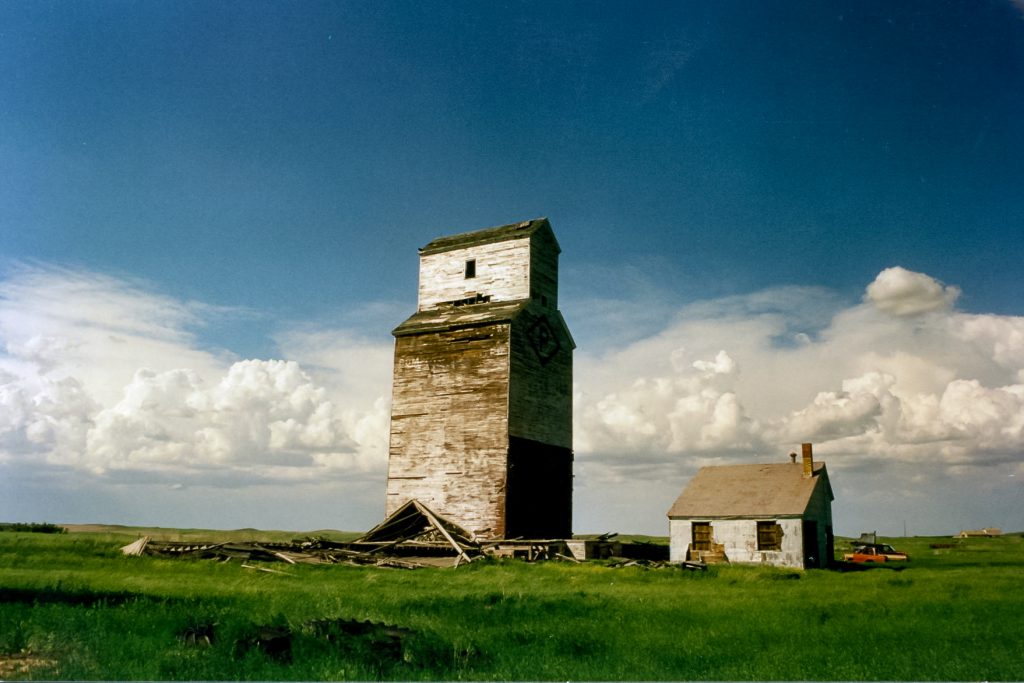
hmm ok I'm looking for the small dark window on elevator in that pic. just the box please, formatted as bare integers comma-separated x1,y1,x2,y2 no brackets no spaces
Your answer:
465,259,476,279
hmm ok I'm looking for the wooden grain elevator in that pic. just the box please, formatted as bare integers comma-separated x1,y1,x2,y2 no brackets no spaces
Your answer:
386,218,574,539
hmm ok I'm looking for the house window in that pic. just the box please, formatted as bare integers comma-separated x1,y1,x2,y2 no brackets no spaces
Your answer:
691,522,712,551
757,521,782,551
465,259,476,279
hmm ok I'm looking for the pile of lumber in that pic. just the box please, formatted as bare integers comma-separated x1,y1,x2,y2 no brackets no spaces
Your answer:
119,499,482,569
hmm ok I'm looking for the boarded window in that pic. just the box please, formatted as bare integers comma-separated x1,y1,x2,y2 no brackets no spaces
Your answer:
757,521,782,551
465,259,476,278
692,522,712,551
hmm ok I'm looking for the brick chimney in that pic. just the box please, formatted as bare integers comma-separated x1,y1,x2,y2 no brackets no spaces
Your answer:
801,443,814,478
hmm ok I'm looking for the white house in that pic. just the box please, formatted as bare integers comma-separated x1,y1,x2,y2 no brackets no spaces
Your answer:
667,443,834,569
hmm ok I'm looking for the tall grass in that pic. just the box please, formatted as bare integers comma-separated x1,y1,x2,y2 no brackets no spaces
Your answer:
1,530,1022,680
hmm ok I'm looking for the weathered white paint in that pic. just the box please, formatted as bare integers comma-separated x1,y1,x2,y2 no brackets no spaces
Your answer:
669,517,806,568
418,241,531,310
417,225,559,311
667,453,835,569
387,326,513,536
388,220,572,539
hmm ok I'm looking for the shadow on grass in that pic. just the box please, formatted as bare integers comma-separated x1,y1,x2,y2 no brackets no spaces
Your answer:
0,587,155,607
829,561,907,573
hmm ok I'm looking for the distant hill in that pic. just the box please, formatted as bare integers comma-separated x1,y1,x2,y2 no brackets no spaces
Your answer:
60,524,363,544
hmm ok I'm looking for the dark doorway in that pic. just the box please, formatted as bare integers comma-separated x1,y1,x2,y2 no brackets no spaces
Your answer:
505,436,572,539
802,520,819,568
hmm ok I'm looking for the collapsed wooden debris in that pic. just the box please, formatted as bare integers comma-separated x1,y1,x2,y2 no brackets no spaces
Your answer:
118,499,679,569
350,499,479,566
482,539,567,561
119,536,470,569
241,563,295,576
119,500,484,569
607,558,707,571
119,536,150,556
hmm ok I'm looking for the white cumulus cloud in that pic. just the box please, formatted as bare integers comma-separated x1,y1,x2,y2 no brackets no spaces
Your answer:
865,266,960,316
571,266,1023,535
82,360,370,480
575,266,1024,473
3,261,1022,535
576,349,761,456
0,263,390,487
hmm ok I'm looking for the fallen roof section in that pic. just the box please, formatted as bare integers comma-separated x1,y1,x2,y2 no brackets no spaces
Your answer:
353,499,478,565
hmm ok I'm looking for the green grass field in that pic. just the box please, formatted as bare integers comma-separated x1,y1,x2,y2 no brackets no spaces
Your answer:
1,529,1022,680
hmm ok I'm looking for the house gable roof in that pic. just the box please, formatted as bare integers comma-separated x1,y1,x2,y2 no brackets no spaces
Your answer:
667,462,832,519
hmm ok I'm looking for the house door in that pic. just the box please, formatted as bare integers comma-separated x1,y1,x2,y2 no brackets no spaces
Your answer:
802,520,819,568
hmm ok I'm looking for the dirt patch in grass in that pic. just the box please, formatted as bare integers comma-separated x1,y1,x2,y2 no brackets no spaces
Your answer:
0,652,59,679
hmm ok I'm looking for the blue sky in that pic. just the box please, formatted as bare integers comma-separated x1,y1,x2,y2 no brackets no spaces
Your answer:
2,1,1023,536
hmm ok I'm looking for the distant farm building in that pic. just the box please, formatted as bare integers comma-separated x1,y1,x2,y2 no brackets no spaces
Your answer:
667,443,834,569
386,219,575,540
957,528,1002,538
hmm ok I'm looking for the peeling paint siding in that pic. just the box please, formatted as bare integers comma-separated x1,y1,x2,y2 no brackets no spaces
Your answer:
388,311,573,537
669,518,806,568
418,240,532,309
669,521,685,563
387,326,512,537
